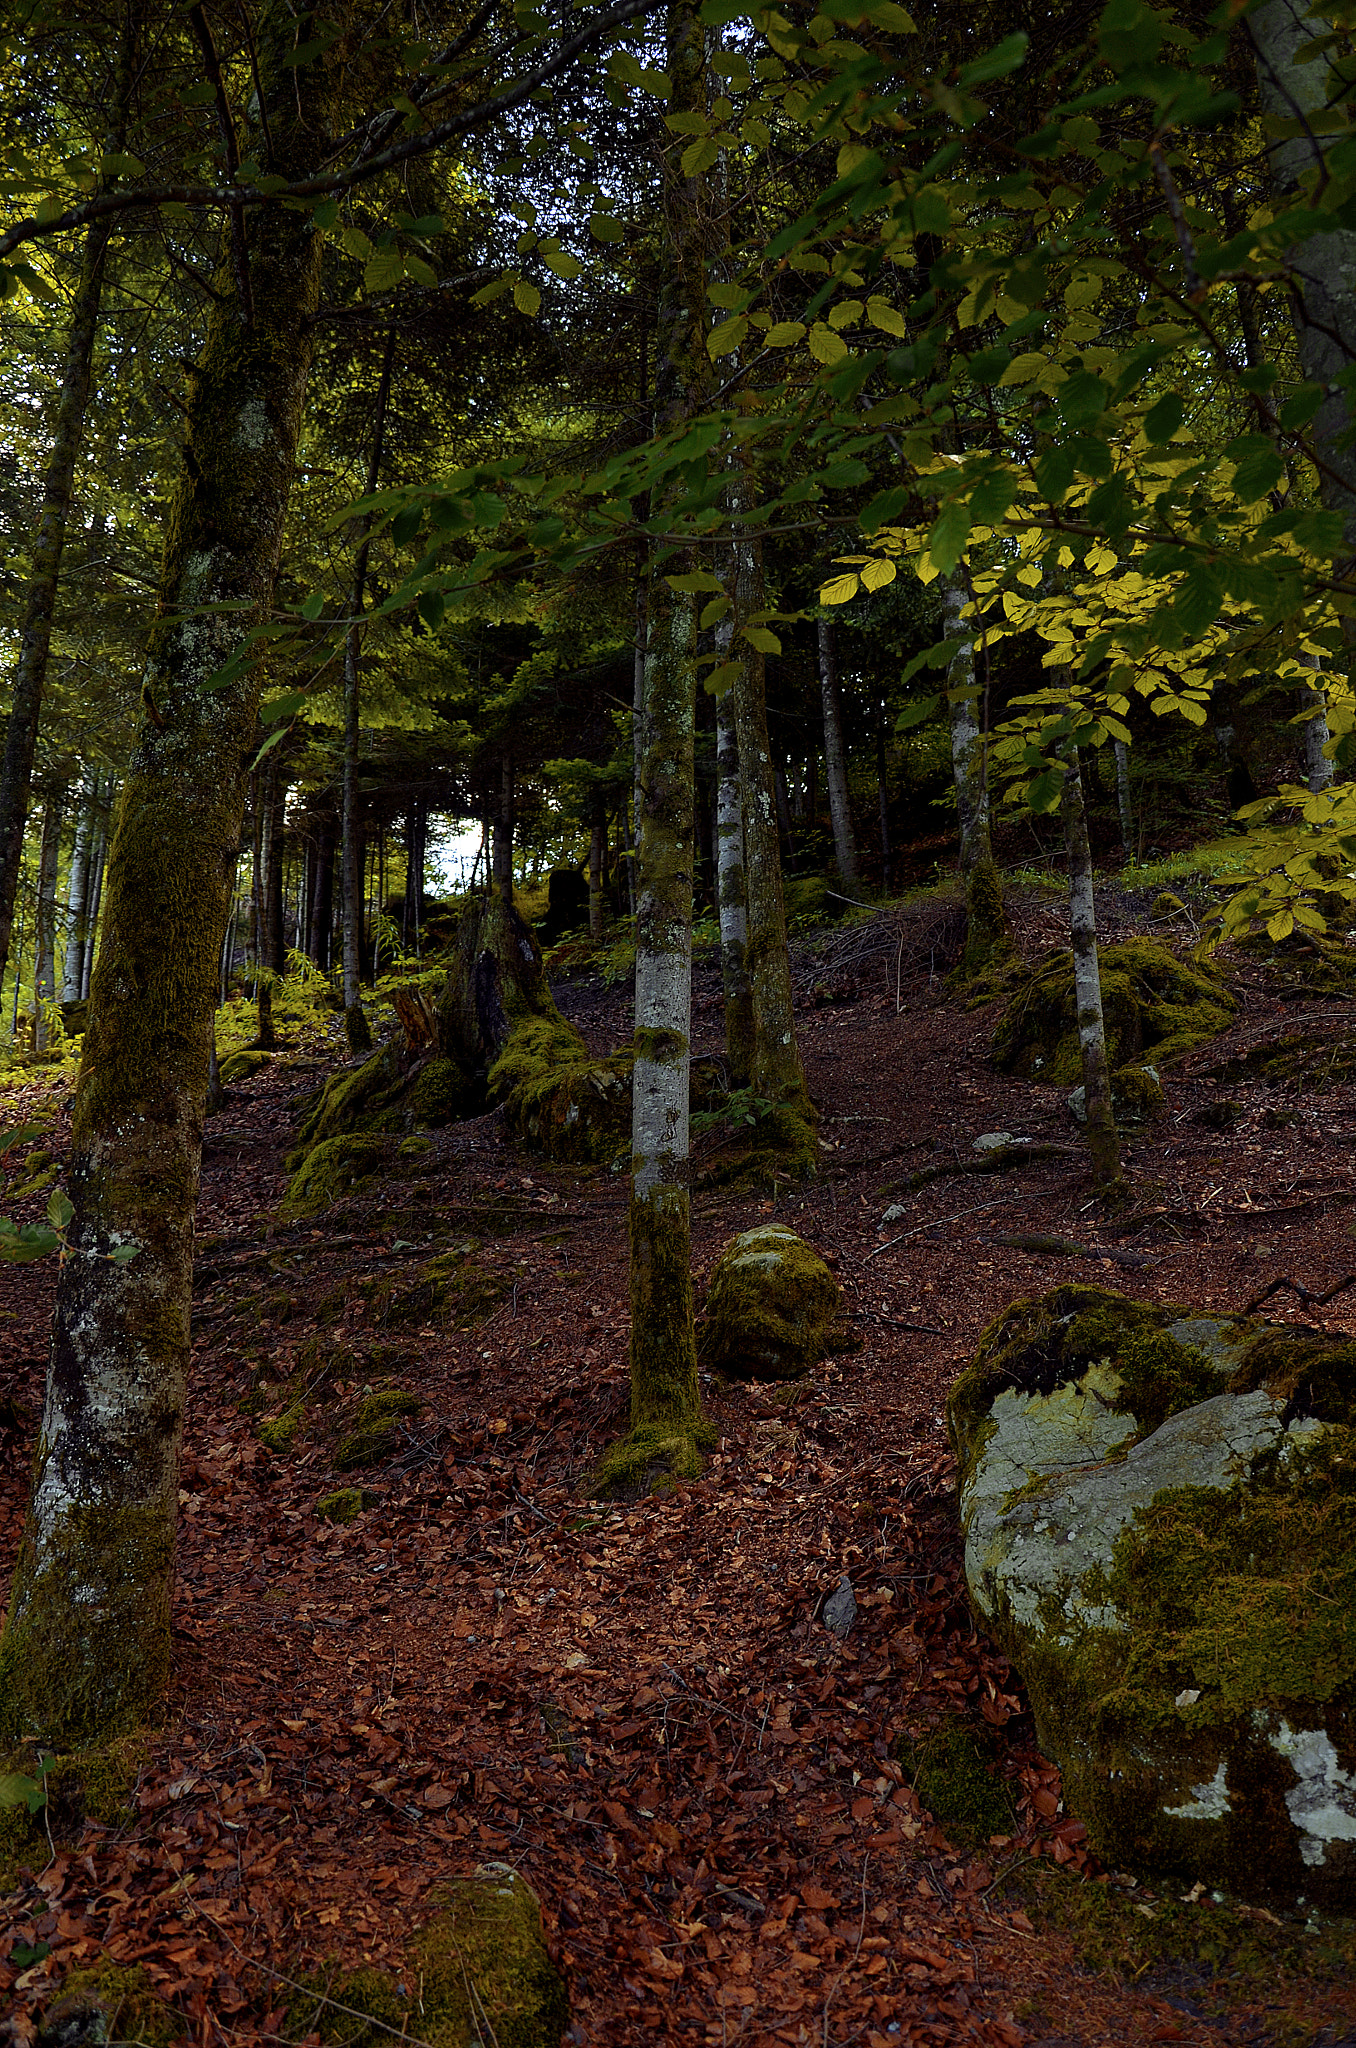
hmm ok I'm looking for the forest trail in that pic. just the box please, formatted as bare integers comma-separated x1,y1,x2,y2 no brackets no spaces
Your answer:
3,898,1356,2048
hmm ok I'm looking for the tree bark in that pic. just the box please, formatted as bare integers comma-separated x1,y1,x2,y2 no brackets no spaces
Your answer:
588,815,604,939
945,575,1010,974
310,810,335,969
0,15,340,1749
1063,746,1122,1195
1113,739,1134,856
31,792,64,1052
81,817,106,1003
0,25,133,997
817,620,858,886
62,775,97,1004
493,754,515,900
343,328,396,1055
876,697,891,891
715,686,753,1087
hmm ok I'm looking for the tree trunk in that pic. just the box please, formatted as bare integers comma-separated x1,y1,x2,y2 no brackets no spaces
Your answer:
1063,746,1122,1196
773,762,796,872
62,775,96,1004
1297,657,1334,793
31,792,64,1052
729,522,814,1142
1114,739,1134,856
945,575,1010,975
264,762,287,971
343,330,396,1055
310,810,335,969
588,816,604,939
599,0,713,1499
876,697,892,891
493,754,515,900
0,24,133,996
0,19,338,1750
817,620,857,886
715,686,753,1087
81,818,106,1003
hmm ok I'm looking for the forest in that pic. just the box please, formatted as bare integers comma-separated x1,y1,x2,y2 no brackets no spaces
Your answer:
2,0,1356,2042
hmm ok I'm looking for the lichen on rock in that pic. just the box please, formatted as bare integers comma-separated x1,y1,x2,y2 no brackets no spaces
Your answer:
948,1288,1356,1907
699,1225,841,1381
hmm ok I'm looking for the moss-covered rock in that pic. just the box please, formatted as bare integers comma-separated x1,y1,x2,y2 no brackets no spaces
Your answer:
286,1863,568,2048
333,1387,421,1471
699,1225,841,1381
280,1134,391,1218
899,1718,1016,1847
315,1488,375,1525
360,1248,505,1332
1151,891,1186,919
219,1048,272,1084
993,939,1235,1084
948,1288,1356,1908
38,1961,181,2048
258,1403,304,1453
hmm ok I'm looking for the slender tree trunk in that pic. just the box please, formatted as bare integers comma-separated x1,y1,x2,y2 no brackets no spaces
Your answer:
729,519,814,1135
945,575,1010,974
310,812,334,969
588,815,605,939
1114,739,1134,856
1297,656,1334,792
343,329,396,1055
1063,746,1122,1195
62,775,96,1003
876,698,892,890
0,18,339,1749
817,620,857,886
31,793,64,1052
265,763,286,971
715,687,753,1087
0,24,133,996
773,762,795,872
81,820,106,1003
600,0,711,1497
493,755,515,900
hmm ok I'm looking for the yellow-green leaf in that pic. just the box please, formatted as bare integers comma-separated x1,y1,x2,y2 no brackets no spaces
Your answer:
764,321,805,347
820,574,860,605
860,559,897,592
743,626,782,653
513,279,541,317
808,322,848,365
1267,908,1294,941
681,136,721,177
708,315,749,358
866,295,908,337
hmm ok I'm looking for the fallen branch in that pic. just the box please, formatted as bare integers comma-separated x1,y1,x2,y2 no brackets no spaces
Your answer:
905,1143,1080,1192
865,1195,1020,1262
986,1233,1156,1270
1242,1272,1356,1316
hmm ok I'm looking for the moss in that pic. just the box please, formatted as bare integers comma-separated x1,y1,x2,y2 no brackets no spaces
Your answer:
360,1249,503,1332
993,939,1235,1084
700,1225,840,1381
316,1488,374,1525
219,1048,271,1084
1228,1329,1356,1425
488,1015,632,1165
1152,891,1186,919
286,1864,568,2048
280,1134,390,1219
1210,1026,1356,1091
590,1417,719,1500
333,1387,421,1472
0,1736,143,1869
402,1057,468,1127
694,1097,819,1189
258,1404,304,1453
899,1718,1016,1846
37,1961,181,2048
398,1134,432,1160
0,1505,174,1747
1111,1062,1165,1122
959,858,1014,980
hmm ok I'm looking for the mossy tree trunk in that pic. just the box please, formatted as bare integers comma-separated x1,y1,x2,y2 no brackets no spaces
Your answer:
342,328,395,1056
0,11,340,1749
493,754,515,899
1062,746,1122,1196
598,0,714,1498
944,574,1010,976
715,683,753,1087
62,774,97,1004
817,619,857,886
32,790,63,1052
0,22,133,997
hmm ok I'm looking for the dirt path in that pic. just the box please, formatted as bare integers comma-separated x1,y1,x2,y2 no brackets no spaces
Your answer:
3,913,1355,2048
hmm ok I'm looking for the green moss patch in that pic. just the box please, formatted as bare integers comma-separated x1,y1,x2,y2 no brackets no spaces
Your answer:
899,1718,1015,1847
489,1015,632,1164
219,1048,272,1084
333,1387,421,1472
315,1488,376,1526
590,1417,719,1499
360,1248,505,1332
699,1226,841,1381
286,1864,568,2048
280,1134,391,1219
38,1960,181,2048
992,939,1235,1084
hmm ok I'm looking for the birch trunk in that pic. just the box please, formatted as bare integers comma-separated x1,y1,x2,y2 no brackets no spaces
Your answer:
817,620,858,886
0,26,133,995
597,0,712,1498
31,793,64,1051
944,576,1010,974
1063,747,1122,1195
0,16,338,1748
62,776,96,1003
715,686,753,1087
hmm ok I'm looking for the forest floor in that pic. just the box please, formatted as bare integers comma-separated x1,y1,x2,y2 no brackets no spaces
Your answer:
3,884,1356,2048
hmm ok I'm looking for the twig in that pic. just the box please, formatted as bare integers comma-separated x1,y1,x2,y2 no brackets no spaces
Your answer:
986,1233,1156,1270
864,1195,1019,1262
1242,1272,1356,1316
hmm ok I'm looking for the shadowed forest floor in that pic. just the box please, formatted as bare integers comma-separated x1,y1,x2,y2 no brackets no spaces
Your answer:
3,888,1356,2048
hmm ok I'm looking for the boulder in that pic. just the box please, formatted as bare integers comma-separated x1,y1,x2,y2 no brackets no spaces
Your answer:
948,1286,1356,1908
700,1225,840,1380
992,939,1234,1089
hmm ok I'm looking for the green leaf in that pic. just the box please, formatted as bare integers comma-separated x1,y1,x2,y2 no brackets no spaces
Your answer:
818,459,869,489
957,30,1028,84
392,507,423,547
1172,565,1223,637
1278,383,1325,432
590,213,625,243
895,693,940,730
743,626,782,653
1034,444,1076,503
1056,370,1107,426
681,137,721,177
107,1243,141,1265
300,591,325,621
513,279,541,317
1028,769,1064,814
46,1190,72,1230
928,499,971,574
666,570,725,592
1142,392,1184,443
1233,445,1286,504
418,591,445,630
